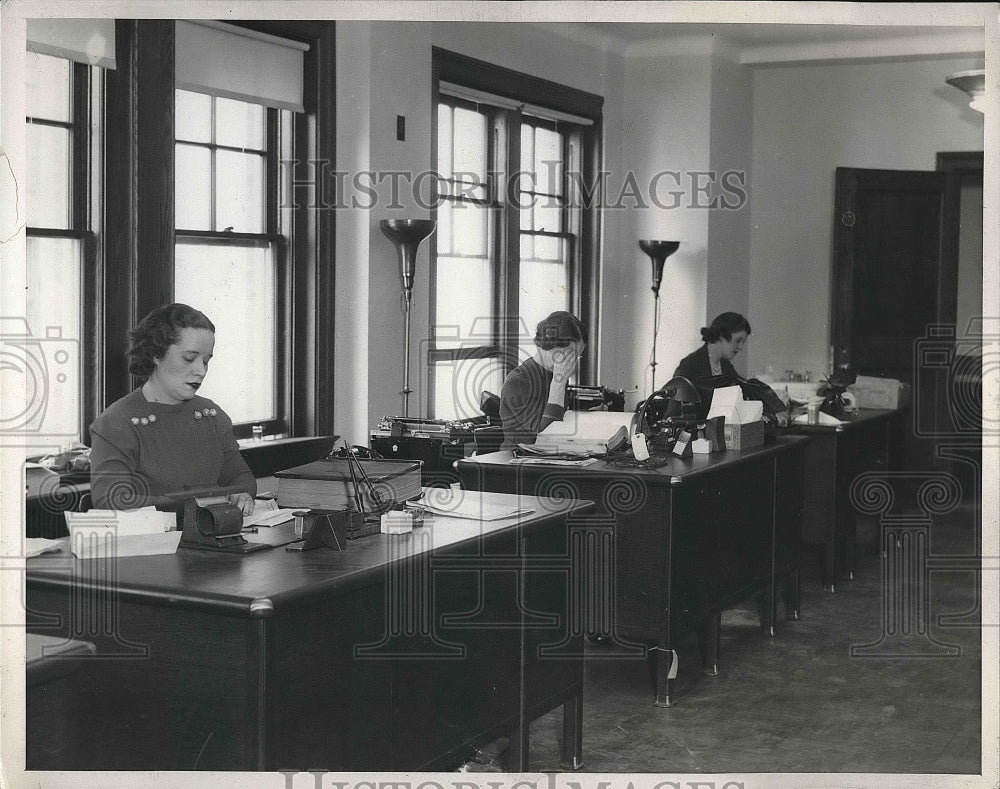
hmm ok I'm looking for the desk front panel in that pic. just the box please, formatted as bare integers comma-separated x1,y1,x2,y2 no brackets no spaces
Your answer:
27,586,265,770
457,455,781,644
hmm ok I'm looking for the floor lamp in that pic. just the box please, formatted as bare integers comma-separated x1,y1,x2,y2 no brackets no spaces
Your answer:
638,240,680,392
379,218,437,418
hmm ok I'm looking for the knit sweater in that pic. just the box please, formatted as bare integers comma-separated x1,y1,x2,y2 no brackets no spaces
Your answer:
89,389,256,509
673,344,737,383
499,357,567,450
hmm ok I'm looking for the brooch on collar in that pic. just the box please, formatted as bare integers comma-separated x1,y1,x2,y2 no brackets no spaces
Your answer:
193,408,218,420
130,414,157,426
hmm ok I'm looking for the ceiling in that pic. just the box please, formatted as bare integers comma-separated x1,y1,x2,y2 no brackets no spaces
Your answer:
581,23,979,47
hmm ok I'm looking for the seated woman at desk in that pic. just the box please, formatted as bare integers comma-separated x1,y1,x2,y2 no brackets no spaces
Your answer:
674,311,788,426
674,311,751,381
499,311,588,450
89,303,256,512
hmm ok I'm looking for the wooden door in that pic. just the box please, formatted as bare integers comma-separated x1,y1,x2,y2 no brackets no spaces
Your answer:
832,167,950,468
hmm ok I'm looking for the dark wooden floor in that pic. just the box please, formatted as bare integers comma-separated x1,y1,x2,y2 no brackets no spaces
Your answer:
465,506,984,775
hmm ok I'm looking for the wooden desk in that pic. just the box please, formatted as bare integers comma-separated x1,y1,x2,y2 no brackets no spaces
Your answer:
25,491,590,771
26,633,96,769
788,408,904,591
456,435,807,706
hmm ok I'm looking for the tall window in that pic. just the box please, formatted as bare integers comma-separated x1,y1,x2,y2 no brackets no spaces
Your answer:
23,51,100,447
174,90,287,435
430,54,600,420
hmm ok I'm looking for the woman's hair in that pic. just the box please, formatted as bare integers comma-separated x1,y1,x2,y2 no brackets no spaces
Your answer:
700,312,751,344
127,303,215,381
534,311,589,350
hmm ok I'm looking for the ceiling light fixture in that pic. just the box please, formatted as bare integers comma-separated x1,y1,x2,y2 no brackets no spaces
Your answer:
946,69,986,113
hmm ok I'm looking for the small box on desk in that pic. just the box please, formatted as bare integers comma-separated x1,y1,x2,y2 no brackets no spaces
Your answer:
724,421,765,451
848,376,911,410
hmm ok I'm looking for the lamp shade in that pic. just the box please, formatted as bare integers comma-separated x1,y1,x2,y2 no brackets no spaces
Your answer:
638,240,680,294
379,219,437,295
946,69,986,113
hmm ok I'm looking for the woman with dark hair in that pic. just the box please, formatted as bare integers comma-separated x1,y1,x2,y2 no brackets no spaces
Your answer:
673,311,752,381
499,310,588,450
89,303,256,512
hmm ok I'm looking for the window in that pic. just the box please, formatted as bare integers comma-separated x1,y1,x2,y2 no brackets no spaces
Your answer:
23,51,100,447
174,90,288,434
429,52,601,420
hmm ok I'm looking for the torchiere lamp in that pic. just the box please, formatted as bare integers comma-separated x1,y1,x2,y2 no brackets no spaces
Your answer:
379,218,437,418
638,240,680,391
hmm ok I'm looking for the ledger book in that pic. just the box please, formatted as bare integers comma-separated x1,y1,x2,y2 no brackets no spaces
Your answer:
274,458,422,511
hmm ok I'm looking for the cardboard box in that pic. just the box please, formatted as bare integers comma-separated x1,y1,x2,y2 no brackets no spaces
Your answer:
724,420,766,451
848,377,911,410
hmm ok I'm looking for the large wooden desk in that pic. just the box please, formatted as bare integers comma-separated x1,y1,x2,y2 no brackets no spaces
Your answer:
788,408,904,591
25,491,590,771
457,435,807,706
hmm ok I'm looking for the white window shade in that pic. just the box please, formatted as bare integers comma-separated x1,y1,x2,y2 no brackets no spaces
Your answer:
175,20,308,113
27,18,116,69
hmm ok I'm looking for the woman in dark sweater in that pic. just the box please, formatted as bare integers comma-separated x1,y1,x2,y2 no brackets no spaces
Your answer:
89,303,256,512
499,311,588,450
673,312,751,382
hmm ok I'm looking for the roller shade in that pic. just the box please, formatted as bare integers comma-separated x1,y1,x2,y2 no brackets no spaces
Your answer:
27,18,116,69
175,20,308,113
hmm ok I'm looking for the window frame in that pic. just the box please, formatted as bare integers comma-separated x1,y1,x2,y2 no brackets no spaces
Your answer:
174,94,288,438
25,58,100,445
429,48,603,419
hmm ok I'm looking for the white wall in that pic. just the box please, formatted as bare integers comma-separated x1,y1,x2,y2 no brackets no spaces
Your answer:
616,52,713,400
748,54,984,380
707,55,754,376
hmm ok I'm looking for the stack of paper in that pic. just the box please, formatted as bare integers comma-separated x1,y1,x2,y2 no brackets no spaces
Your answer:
532,411,630,455
421,489,534,521
24,538,63,558
244,498,301,528
65,507,180,559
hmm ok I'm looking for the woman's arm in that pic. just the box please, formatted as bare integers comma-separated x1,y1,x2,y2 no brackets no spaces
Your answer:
213,407,257,508
89,422,153,509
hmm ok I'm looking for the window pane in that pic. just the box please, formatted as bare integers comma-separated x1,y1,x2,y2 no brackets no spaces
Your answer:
533,127,563,195
175,144,212,230
434,200,492,349
452,107,487,184
216,150,265,233
432,357,504,421
451,201,488,257
174,242,276,424
27,124,71,229
26,52,71,122
434,255,493,351
175,90,212,143
21,236,82,444
519,235,569,334
216,97,265,150
437,104,453,180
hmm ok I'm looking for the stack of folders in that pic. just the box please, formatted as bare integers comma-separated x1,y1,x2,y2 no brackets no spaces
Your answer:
274,458,422,511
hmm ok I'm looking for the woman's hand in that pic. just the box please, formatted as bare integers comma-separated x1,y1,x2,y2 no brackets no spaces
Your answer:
551,346,580,385
228,492,255,516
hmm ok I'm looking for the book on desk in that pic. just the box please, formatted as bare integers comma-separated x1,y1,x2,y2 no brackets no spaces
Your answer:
274,458,422,511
